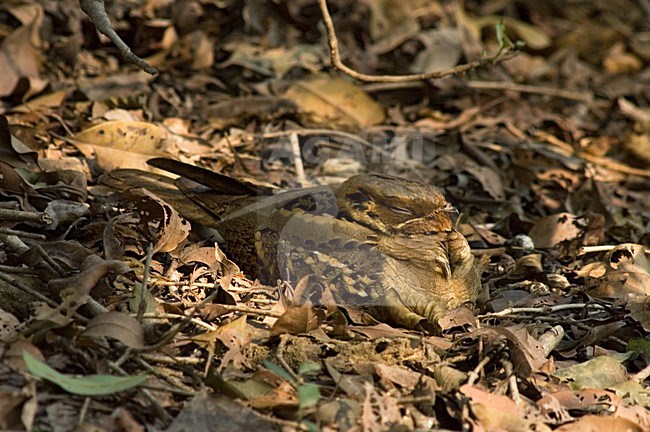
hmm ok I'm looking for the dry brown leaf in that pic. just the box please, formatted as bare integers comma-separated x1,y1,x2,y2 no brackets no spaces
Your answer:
411,28,462,74
284,74,385,129
373,363,436,390
555,415,643,432
364,0,420,54
81,311,144,349
578,244,650,298
461,384,549,431
270,305,322,337
0,4,47,98
74,121,170,172
48,254,130,297
528,213,582,249
463,164,506,200
191,315,251,349
124,188,190,253
626,296,650,332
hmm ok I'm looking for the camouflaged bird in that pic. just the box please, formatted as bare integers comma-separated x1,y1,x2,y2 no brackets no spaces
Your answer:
102,158,481,330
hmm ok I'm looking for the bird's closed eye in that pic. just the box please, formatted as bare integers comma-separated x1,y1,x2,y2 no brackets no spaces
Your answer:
389,205,413,215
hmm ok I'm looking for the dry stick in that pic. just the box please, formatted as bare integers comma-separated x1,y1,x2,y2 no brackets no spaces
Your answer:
108,360,172,423
139,312,217,331
277,334,300,382
0,208,52,225
0,264,38,275
577,245,650,255
397,394,436,405
503,360,521,406
131,356,196,396
466,354,491,385
257,129,374,152
77,398,91,428
290,132,306,186
578,245,618,255
255,128,400,171
471,247,506,257
140,353,204,366
0,271,59,309
217,303,283,318
79,0,157,75
136,243,154,323
467,80,593,103
0,234,109,322
538,325,565,357
533,129,650,178
480,303,607,319
35,245,68,277
127,287,224,356
0,227,46,241
633,363,650,383
318,0,517,83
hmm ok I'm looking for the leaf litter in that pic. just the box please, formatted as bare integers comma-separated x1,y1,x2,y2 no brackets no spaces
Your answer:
0,0,649,430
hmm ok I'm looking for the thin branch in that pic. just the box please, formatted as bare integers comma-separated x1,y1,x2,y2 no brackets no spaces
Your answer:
467,80,594,103
0,208,52,225
289,132,306,186
479,303,608,319
318,0,517,83
79,0,157,75
136,243,153,323
533,129,650,178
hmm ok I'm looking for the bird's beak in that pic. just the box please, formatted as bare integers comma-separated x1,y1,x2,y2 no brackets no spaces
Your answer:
442,202,458,214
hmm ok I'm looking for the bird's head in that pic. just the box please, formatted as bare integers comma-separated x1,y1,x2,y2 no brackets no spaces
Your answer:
336,174,455,236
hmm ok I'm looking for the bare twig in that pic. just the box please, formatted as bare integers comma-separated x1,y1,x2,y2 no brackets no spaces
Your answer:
0,233,29,254
0,265,38,275
503,360,521,406
217,304,283,318
467,80,593,103
538,325,565,356
289,132,306,186
108,361,172,422
471,247,506,257
79,0,157,75
318,0,517,83
77,398,91,427
0,227,46,241
136,243,154,322
277,334,300,381
0,272,59,309
479,303,608,319
466,354,491,385
139,312,217,331
633,363,650,383
0,208,52,225
533,129,650,178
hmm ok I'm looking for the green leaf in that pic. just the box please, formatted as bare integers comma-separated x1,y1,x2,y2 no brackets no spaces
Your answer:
628,339,650,359
495,18,518,55
496,19,510,49
263,360,295,384
24,351,147,396
301,420,320,432
298,361,321,376
297,383,320,410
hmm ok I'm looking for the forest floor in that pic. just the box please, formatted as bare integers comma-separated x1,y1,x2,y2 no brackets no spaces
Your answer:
1,0,650,430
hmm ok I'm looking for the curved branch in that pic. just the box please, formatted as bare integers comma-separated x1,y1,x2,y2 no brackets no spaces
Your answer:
79,0,158,75
318,0,517,83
